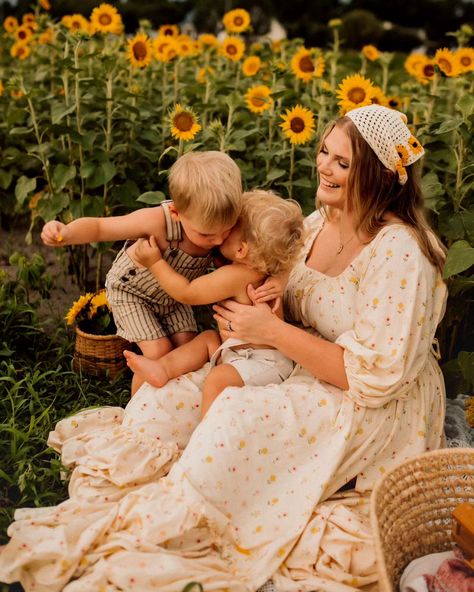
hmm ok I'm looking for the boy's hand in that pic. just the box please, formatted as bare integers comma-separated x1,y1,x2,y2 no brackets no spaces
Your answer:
41,221,67,247
134,235,162,268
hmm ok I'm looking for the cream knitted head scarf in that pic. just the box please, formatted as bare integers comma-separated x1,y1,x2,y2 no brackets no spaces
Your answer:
346,105,424,185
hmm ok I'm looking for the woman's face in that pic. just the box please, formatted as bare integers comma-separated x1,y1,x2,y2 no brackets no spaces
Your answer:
315,125,352,209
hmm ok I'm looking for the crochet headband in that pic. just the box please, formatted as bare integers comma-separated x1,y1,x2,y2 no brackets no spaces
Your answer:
346,105,424,185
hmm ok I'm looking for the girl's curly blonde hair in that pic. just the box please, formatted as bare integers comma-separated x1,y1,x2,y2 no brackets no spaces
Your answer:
240,190,305,276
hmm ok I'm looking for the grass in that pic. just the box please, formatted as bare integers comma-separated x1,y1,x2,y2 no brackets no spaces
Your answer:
0,257,131,592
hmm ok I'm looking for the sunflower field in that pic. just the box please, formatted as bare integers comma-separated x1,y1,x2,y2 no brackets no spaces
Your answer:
0,3,473,392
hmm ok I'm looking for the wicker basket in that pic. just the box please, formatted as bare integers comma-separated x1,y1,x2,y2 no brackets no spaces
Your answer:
370,447,474,591
73,326,130,378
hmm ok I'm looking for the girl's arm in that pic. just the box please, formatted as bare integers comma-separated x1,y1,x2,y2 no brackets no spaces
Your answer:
213,299,349,390
134,236,259,305
41,207,164,247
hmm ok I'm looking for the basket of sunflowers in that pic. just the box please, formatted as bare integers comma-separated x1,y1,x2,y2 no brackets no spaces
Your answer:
66,289,130,378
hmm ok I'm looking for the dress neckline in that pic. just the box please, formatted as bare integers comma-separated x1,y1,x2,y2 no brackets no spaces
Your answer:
303,214,407,279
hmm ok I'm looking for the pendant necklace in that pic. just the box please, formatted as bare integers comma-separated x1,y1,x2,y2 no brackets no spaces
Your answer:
337,221,356,254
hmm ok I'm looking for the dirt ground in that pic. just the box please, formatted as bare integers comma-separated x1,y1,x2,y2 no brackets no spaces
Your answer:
1,220,105,327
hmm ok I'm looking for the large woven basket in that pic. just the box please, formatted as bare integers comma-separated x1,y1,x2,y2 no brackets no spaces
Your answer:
370,447,474,591
73,327,130,379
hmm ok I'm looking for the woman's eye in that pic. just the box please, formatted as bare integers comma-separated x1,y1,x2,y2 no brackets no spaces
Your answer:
339,162,349,169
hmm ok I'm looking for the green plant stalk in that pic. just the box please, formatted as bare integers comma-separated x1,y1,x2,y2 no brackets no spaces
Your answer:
61,37,73,160
381,61,389,94
177,138,184,158
289,143,295,199
173,59,180,104
330,28,340,90
453,130,465,212
223,102,235,153
73,39,86,214
425,75,439,124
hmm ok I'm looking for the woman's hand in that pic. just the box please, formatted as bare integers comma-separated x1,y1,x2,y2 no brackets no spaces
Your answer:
213,285,283,345
41,220,67,247
252,275,287,312
134,236,162,268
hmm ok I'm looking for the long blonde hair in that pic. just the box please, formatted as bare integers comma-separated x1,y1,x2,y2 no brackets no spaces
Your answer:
318,118,446,272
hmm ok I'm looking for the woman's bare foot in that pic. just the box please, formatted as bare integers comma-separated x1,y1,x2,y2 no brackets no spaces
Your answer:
123,351,170,388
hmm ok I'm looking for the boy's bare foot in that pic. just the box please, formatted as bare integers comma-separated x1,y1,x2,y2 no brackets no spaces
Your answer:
123,351,170,388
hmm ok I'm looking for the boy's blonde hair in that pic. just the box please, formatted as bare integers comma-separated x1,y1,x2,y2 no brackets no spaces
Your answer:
169,151,242,228
240,190,305,276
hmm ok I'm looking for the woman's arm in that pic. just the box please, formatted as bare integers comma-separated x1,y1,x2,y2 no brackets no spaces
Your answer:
213,298,349,390
135,236,261,305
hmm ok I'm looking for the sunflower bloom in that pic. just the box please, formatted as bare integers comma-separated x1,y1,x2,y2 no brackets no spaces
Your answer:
22,13,36,26
0,81,4,96
39,0,52,10
455,47,474,73
291,47,324,83
65,14,90,34
199,33,219,48
153,36,175,61
336,74,374,112
362,44,380,61
404,53,427,77
90,3,123,35
127,33,153,68
170,104,202,141
89,290,110,318
387,96,402,109
220,36,245,62
280,105,315,145
3,16,18,33
369,85,388,107
222,9,251,34
434,48,461,77
196,66,215,84
39,27,54,44
158,24,179,37
11,89,24,100
15,25,33,44
65,294,93,325
242,56,261,76
11,42,31,60
245,85,273,114
176,35,194,58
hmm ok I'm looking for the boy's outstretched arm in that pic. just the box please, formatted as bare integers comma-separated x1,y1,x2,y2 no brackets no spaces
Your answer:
134,236,257,305
41,207,164,247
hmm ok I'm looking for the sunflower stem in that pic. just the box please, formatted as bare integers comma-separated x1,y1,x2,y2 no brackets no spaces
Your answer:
289,143,295,199
173,59,180,103
177,139,184,159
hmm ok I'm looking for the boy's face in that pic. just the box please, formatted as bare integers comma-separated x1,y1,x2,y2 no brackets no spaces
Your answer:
177,211,234,250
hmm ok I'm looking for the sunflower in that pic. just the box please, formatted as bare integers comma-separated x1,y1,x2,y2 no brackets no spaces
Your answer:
88,290,110,317
242,55,261,76
0,81,4,96
153,35,174,61
369,85,388,107
222,8,251,34
387,96,402,109
22,13,36,26
66,14,90,34
199,33,219,48
220,36,245,62
15,24,33,44
244,85,273,114
434,48,461,77
158,24,179,37
127,33,153,68
39,0,51,10
291,47,325,83
404,53,427,77
336,74,374,111
196,66,215,84
408,136,423,156
280,105,315,145
362,44,380,61
170,104,202,141
39,27,54,44
11,42,31,60
455,47,474,73
3,16,18,33
90,3,123,35
65,294,92,325
176,35,194,58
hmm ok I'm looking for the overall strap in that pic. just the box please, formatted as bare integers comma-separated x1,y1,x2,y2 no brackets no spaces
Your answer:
161,200,182,248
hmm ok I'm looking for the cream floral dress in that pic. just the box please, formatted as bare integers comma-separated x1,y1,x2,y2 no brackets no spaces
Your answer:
0,210,447,592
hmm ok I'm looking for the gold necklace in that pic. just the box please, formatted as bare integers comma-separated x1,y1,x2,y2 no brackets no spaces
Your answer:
337,222,356,254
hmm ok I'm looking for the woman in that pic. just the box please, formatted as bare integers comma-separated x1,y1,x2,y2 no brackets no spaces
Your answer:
0,105,447,592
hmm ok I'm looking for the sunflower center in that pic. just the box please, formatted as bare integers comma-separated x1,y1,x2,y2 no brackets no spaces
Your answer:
164,28,173,36
251,94,266,107
99,14,112,26
461,56,472,66
299,55,315,73
233,16,244,26
174,112,194,132
438,58,452,73
389,99,399,107
71,20,82,30
227,44,237,55
133,41,147,61
290,117,305,134
18,30,26,39
423,64,435,77
347,87,366,104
